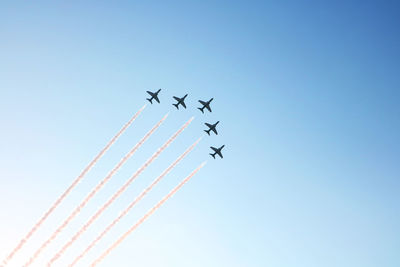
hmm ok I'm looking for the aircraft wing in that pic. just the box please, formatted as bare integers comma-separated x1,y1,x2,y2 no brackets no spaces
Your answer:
205,105,212,112
199,100,207,105
212,128,218,135
147,91,154,97
154,95,160,103
217,151,223,158
210,146,218,152
181,101,186,108
173,96,180,101
205,123,213,128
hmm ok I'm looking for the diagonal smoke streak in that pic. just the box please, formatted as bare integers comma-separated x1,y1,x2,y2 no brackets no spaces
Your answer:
67,137,202,267
90,162,206,267
1,104,146,267
23,112,168,267
47,117,194,266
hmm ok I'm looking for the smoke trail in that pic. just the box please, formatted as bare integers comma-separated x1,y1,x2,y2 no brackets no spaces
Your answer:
23,112,168,267
90,162,206,267
67,138,202,267
1,104,146,267
47,117,194,266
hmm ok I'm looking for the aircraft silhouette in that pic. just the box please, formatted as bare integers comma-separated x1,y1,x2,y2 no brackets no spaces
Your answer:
172,94,188,109
146,89,161,104
204,121,219,135
210,145,224,159
198,98,213,113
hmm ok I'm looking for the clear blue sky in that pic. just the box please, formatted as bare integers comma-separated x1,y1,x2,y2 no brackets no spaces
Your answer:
0,1,399,267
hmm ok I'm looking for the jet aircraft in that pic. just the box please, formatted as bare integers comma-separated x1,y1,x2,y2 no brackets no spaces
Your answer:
204,121,219,135
172,94,188,109
198,98,213,113
210,145,225,159
146,89,161,104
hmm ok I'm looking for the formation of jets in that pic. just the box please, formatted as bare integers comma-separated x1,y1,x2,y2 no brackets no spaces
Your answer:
146,89,225,159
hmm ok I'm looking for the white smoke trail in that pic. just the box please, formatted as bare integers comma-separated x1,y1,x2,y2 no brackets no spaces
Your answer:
67,137,202,267
22,112,167,267
1,104,146,267
47,117,193,266
90,162,206,267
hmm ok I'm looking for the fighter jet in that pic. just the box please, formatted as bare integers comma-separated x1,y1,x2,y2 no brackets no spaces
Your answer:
209,145,224,159
146,89,161,104
204,121,219,135
198,98,213,113
172,94,188,109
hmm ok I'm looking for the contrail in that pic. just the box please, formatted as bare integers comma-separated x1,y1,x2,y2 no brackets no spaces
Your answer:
23,112,168,267
47,117,193,266
67,138,202,267
1,104,146,267
90,162,206,267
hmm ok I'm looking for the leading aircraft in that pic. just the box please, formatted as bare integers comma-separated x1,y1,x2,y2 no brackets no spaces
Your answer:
204,121,219,135
198,98,213,113
172,94,188,109
146,89,161,104
209,145,225,159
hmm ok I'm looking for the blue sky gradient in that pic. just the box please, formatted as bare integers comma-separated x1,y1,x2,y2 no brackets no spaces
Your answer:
0,1,399,266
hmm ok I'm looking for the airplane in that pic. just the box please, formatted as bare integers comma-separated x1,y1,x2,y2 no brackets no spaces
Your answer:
204,121,219,135
209,145,224,159
146,89,161,104
198,98,213,113
172,94,188,109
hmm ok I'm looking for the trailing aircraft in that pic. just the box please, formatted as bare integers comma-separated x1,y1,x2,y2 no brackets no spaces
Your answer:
210,145,224,159
172,94,188,109
198,98,213,113
204,121,219,135
146,89,161,104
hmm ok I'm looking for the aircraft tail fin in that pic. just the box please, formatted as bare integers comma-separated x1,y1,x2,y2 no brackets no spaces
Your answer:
210,153,216,159
204,129,210,135
146,98,153,104
173,103,179,109
198,107,204,113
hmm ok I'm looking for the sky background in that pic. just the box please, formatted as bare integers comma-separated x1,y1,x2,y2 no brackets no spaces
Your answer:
0,1,399,267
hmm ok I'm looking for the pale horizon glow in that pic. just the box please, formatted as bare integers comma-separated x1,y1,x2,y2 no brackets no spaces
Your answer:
0,104,146,267
68,137,202,266
47,117,193,265
91,162,206,267
22,112,167,266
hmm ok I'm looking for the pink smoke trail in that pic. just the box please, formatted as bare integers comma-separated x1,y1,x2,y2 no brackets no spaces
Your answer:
22,112,168,267
1,104,146,267
47,117,193,266
67,137,202,267
90,162,206,267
